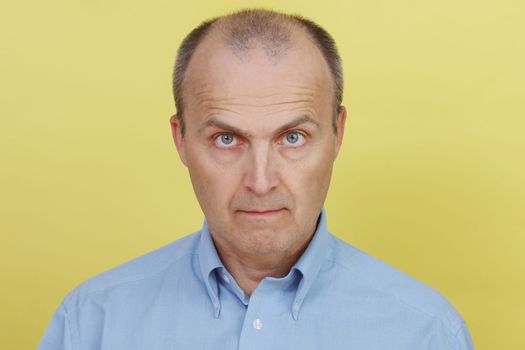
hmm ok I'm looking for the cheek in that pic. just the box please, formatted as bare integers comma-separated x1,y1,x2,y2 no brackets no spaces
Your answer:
283,144,334,200
186,147,243,210
287,144,333,179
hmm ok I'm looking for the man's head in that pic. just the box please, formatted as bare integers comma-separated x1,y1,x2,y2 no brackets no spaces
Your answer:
170,9,346,262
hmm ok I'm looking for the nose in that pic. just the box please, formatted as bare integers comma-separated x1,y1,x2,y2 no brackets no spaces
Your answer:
242,142,279,196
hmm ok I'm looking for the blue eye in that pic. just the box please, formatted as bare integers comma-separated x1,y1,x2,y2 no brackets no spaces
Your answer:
220,134,234,144
286,132,300,143
283,131,306,146
214,133,237,148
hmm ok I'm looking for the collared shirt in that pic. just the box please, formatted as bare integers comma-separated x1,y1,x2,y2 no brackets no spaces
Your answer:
39,209,474,349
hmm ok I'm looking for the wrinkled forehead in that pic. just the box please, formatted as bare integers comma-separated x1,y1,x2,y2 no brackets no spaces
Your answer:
182,29,334,111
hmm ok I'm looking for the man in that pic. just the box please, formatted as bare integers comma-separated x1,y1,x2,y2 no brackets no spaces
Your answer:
39,9,474,350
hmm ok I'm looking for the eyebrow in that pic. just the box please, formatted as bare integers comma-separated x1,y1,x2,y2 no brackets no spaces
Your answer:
198,115,321,137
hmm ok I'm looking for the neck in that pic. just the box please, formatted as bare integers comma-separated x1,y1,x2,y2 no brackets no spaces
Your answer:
213,238,312,296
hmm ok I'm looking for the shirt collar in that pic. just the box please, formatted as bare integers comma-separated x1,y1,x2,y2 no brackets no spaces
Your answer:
197,208,333,320
198,219,224,318
290,208,332,320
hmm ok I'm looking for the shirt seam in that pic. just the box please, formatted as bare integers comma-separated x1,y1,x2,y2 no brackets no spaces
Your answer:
328,257,462,336
61,301,74,350
453,321,469,348
66,251,199,313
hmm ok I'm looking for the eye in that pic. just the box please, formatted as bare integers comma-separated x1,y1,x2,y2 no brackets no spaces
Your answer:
214,133,238,148
282,131,306,147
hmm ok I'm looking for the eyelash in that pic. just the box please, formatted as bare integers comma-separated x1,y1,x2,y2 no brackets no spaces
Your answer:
212,130,307,149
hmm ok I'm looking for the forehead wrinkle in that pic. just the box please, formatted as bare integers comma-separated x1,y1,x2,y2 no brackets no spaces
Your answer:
190,88,317,109
265,107,321,122
198,113,320,139
192,92,320,115
191,88,236,105
200,106,320,124
205,103,320,121
194,90,318,107
205,106,244,116
205,99,316,108
224,91,317,100
194,88,317,100
285,84,323,94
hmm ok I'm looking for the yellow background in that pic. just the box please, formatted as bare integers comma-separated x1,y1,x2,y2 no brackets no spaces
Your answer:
1,0,524,348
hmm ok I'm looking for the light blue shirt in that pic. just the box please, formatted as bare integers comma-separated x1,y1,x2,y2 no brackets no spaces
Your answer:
39,209,474,349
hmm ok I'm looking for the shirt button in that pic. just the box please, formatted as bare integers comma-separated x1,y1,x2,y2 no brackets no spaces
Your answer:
222,274,231,284
252,318,263,330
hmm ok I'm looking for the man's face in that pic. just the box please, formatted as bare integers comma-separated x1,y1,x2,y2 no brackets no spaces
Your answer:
171,33,346,260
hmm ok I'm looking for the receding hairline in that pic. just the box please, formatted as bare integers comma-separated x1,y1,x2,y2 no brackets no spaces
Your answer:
190,12,325,66
173,9,344,134
210,10,298,57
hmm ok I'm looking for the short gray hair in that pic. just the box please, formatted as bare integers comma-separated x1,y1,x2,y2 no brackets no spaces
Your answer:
172,9,343,134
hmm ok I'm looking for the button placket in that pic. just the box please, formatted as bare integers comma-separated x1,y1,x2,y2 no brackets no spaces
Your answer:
236,284,266,350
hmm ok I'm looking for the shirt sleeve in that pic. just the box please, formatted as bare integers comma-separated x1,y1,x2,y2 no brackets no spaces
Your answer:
38,302,73,350
454,321,475,350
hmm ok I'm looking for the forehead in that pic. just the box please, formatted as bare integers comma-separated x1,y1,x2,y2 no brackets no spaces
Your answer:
182,30,334,114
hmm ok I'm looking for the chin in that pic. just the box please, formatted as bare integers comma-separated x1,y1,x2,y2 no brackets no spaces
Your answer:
243,243,288,257
240,229,293,255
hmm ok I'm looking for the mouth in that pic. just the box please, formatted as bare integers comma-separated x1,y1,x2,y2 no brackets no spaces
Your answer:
237,208,285,218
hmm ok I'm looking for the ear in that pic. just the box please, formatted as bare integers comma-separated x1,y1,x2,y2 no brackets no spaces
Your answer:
169,114,188,166
334,106,347,157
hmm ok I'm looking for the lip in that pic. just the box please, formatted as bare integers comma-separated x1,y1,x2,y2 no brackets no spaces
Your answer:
237,208,284,217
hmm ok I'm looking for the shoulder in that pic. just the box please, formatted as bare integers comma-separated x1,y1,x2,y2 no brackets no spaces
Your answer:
328,234,467,335
61,230,201,311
